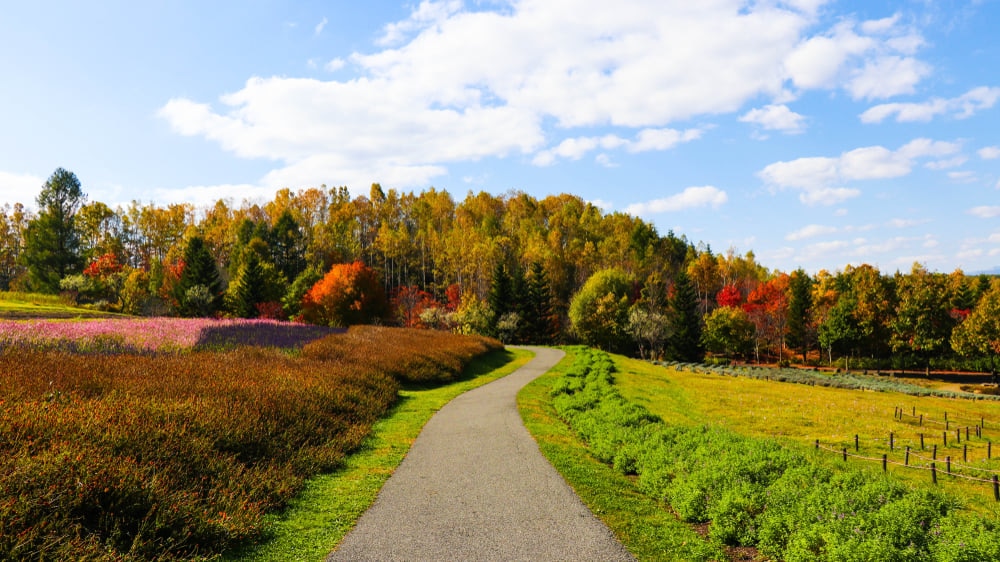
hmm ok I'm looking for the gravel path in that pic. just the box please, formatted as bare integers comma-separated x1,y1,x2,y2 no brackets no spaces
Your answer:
327,346,635,561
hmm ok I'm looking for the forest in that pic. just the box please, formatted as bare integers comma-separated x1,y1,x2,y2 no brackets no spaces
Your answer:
4,167,1000,373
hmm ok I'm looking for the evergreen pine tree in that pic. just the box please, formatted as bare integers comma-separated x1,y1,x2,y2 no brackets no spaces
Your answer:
525,262,555,344
669,270,703,362
176,235,222,317
786,268,814,362
487,260,512,336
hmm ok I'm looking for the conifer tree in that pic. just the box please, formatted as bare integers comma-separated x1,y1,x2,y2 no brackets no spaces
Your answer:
669,270,703,362
175,235,222,317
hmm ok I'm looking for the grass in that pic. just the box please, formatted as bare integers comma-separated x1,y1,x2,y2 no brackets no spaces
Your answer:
517,348,726,562
227,347,533,561
0,291,122,318
616,355,1000,514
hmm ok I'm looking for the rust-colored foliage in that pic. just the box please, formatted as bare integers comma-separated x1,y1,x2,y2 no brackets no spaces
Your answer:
0,327,500,560
299,261,389,327
392,285,439,328
715,284,742,308
82,252,123,279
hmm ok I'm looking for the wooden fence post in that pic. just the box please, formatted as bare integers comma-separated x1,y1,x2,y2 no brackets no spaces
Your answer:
920,433,925,450
946,456,951,475
994,475,999,502
964,444,968,463
933,444,938,460
843,447,847,462
932,462,937,484
855,434,859,452
944,431,948,446
882,454,887,472
905,446,910,466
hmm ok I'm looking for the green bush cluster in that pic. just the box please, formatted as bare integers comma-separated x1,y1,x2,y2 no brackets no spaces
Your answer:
552,348,1000,561
661,361,1000,402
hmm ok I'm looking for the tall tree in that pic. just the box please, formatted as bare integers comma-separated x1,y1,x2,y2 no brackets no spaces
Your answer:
786,268,814,362
951,278,1000,374
175,235,223,317
23,168,86,293
669,270,704,362
891,263,955,375
524,262,555,344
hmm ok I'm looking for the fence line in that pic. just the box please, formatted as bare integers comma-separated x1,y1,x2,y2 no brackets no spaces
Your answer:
815,440,1000,495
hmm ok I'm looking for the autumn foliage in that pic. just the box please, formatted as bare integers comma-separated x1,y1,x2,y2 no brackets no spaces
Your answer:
0,325,500,559
299,261,389,327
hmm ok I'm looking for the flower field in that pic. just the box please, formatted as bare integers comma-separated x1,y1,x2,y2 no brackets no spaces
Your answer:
0,317,339,353
0,325,500,560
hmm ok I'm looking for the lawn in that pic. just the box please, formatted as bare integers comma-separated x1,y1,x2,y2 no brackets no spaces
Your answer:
615,356,1000,513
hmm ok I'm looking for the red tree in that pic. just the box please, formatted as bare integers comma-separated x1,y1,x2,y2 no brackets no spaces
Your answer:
716,284,742,308
393,285,438,328
300,262,389,327
743,275,789,363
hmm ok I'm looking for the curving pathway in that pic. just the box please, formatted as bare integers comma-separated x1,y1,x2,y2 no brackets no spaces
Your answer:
327,347,635,561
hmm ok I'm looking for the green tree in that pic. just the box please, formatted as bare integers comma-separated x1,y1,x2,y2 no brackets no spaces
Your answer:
701,306,754,359
271,209,306,283
891,263,954,375
786,268,814,362
487,260,513,336
175,235,222,317
669,270,704,362
568,268,632,353
22,168,86,293
524,262,555,344
951,279,1000,373
226,250,288,318
818,293,862,368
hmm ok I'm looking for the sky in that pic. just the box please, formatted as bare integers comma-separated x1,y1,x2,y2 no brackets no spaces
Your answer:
1,0,998,275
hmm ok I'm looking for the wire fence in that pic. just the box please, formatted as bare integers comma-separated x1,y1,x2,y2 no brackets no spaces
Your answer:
814,407,1000,500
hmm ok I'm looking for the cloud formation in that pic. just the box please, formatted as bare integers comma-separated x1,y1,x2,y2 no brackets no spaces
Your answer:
758,138,961,205
860,86,1000,123
625,186,728,215
158,0,929,192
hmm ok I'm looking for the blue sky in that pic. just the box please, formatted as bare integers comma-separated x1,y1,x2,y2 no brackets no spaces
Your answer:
1,0,998,274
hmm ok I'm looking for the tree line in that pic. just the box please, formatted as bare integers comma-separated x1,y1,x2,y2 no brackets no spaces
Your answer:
4,167,999,372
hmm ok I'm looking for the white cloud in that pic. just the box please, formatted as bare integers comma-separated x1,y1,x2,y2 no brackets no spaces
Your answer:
759,138,960,205
532,128,700,166
969,206,1000,218
625,186,728,215
924,156,968,170
847,55,930,100
979,146,1000,160
787,224,837,241
377,0,463,46
0,171,44,207
860,86,1000,123
887,218,928,228
159,1,931,192
739,104,806,133
315,17,328,36
948,171,977,183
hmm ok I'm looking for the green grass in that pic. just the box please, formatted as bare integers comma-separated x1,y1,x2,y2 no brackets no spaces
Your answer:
517,348,726,562
614,354,1000,514
226,347,533,561
0,291,123,318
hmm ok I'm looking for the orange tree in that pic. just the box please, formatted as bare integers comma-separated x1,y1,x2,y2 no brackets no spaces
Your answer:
300,261,389,327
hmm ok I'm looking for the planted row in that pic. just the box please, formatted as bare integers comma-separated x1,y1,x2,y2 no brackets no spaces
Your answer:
0,326,500,560
661,361,998,402
553,349,1000,561
0,317,338,354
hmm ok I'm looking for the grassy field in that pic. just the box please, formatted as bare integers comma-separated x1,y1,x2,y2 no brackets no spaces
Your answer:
0,291,122,318
615,356,1000,514
531,347,1000,560
229,348,532,561
518,352,726,561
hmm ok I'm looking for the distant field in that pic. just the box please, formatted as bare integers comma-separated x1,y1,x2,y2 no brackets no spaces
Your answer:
615,356,1000,512
0,291,122,319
